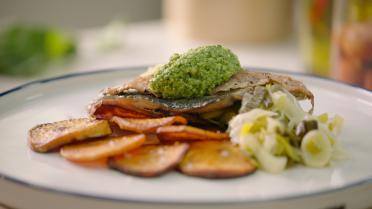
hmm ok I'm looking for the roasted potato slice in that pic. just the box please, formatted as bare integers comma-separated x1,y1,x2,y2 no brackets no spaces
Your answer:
111,116,187,133
156,125,229,141
73,159,108,168
108,124,135,137
60,134,145,162
144,134,160,145
28,118,112,153
109,124,159,145
109,143,189,177
179,141,256,178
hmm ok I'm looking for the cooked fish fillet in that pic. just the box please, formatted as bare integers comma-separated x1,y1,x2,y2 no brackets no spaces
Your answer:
89,68,314,124
108,143,189,177
90,93,233,116
28,118,112,153
179,141,256,178
214,70,314,102
104,69,313,102
103,65,160,96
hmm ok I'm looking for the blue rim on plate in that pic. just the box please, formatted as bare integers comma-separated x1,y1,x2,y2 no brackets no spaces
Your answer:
0,66,371,205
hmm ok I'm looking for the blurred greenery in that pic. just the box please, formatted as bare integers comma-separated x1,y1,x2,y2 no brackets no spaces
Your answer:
0,24,76,76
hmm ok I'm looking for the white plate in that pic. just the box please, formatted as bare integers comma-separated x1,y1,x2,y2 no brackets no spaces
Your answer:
0,67,371,206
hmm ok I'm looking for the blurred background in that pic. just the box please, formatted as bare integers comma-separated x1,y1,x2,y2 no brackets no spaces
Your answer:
0,0,371,91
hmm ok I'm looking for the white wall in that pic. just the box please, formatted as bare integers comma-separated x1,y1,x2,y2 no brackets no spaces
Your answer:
0,0,162,28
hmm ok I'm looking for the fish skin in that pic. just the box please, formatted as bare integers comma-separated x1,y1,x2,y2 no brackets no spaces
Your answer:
213,70,313,102
103,65,159,96
103,69,313,103
103,73,153,96
213,70,314,112
92,93,234,114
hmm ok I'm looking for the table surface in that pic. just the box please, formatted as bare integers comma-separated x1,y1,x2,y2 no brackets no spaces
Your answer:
0,20,304,93
0,20,307,209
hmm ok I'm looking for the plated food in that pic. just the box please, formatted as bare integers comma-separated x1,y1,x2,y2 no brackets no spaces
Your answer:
28,45,345,178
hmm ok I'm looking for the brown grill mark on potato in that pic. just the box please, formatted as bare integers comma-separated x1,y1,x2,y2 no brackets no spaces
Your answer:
109,143,189,177
156,125,229,142
28,118,112,153
111,116,187,133
60,134,145,162
179,141,256,178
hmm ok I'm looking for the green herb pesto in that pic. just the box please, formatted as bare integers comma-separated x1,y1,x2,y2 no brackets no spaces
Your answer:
149,45,242,99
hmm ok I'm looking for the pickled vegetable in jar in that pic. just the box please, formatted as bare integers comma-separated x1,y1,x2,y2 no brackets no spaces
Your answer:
331,0,372,90
298,0,334,77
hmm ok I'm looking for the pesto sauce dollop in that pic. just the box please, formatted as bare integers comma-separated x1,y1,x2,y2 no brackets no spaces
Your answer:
149,45,242,99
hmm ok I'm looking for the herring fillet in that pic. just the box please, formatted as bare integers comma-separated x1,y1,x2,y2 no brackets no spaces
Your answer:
89,69,314,118
104,70,313,102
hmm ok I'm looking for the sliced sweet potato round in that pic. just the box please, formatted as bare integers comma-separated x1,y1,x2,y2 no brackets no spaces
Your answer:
144,134,160,145
60,134,145,162
28,118,112,153
156,125,229,142
108,125,160,145
109,143,189,177
179,141,256,178
93,105,151,120
72,159,108,168
111,116,187,133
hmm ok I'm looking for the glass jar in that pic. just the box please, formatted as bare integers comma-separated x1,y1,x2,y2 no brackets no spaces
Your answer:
297,0,334,77
331,0,372,90
163,0,293,43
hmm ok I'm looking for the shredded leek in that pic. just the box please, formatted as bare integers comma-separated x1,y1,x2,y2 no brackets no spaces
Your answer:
228,84,345,173
256,148,287,173
276,134,302,163
301,130,332,167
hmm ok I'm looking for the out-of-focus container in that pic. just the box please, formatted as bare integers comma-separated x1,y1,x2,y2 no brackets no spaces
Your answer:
163,0,293,43
297,0,334,77
331,0,372,90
